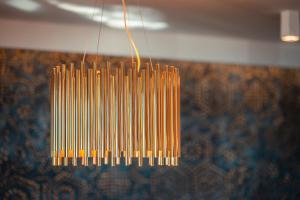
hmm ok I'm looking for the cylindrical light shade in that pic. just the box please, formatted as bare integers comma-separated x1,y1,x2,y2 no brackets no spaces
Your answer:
281,10,299,42
50,62,181,167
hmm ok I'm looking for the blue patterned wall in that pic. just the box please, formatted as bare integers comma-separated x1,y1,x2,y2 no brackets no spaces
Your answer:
0,49,299,200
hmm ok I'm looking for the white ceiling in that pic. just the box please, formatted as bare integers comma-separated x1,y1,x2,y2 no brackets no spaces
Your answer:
1,0,300,68
1,0,300,41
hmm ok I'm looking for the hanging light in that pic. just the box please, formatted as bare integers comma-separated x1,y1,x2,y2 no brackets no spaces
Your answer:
281,10,299,42
50,0,181,167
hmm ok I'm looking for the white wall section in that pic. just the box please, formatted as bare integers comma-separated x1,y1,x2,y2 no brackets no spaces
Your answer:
0,19,300,68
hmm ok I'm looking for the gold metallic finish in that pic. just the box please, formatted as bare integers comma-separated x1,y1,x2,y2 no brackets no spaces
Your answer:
57,66,62,159
50,63,180,166
97,157,102,166
100,67,105,158
66,66,70,158
73,157,77,166
162,69,167,160
128,68,133,159
88,68,92,157
177,75,181,158
57,157,61,166
110,74,115,167
50,68,55,158
106,62,111,154
141,69,146,158
132,66,138,157
75,68,80,159
62,65,66,159
64,157,68,166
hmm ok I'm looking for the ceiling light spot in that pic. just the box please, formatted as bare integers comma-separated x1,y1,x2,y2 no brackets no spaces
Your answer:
47,0,100,15
46,0,168,30
5,0,40,12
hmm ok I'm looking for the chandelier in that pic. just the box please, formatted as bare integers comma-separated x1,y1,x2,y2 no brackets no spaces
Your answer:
50,0,181,167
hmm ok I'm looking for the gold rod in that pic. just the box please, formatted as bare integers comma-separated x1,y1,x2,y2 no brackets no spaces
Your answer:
170,67,174,165
58,66,62,162
75,68,80,160
163,67,167,162
124,75,129,165
96,70,100,161
132,65,138,157
116,68,120,164
139,70,143,162
106,62,110,156
103,65,108,164
153,69,158,158
145,64,150,158
119,65,124,157
51,68,56,163
141,69,146,160
96,70,99,161
66,65,70,158
100,67,105,158
62,65,66,161
110,74,115,166
93,63,97,164
173,68,178,159
177,75,181,158
127,68,134,161
88,68,92,158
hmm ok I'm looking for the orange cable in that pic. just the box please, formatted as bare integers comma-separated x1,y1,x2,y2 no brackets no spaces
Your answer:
121,0,141,72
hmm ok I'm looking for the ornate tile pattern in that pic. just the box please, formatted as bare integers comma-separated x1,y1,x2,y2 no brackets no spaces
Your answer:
0,49,299,200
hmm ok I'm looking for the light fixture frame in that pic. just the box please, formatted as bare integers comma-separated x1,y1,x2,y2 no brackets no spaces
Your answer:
50,62,181,166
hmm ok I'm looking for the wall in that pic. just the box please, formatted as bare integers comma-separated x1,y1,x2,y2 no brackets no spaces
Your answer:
1,18,300,68
0,48,299,199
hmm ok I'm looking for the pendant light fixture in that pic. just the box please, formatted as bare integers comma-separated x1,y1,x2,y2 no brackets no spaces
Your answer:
281,10,299,42
50,0,181,167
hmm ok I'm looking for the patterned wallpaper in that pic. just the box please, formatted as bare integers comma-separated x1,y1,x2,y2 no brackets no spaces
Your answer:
0,48,299,200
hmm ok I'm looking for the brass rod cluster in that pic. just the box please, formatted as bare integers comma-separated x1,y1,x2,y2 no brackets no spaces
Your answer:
50,62,180,166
